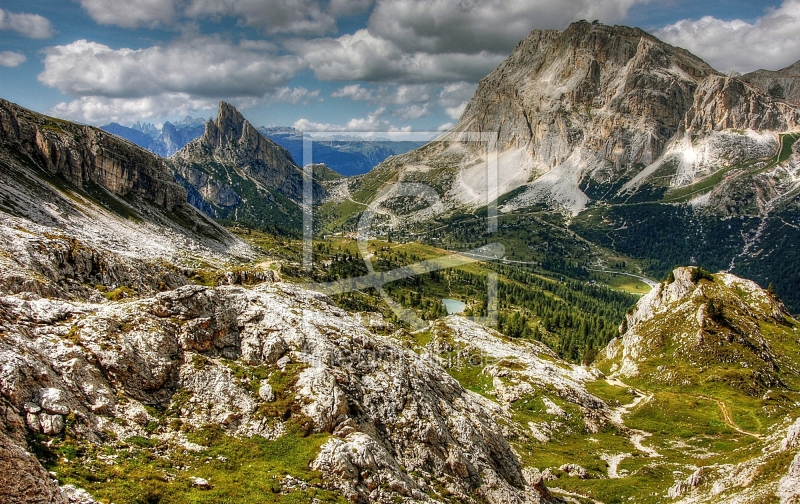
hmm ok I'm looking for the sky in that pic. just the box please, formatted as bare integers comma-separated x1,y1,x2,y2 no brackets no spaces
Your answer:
0,0,798,133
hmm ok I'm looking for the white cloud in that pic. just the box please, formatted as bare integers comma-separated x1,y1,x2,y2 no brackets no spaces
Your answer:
438,81,476,107
38,38,303,98
656,0,800,73
331,84,376,101
77,0,180,28
368,0,647,54
77,0,339,34
444,102,467,120
294,106,412,131
0,8,54,38
331,83,433,104
0,51,26,67
393,103,430,121
186,0,336,35
267,87,322,105
328,0,375,17
49,93,219,125
437,122,454,131
289,28,505,83
50,87,319,125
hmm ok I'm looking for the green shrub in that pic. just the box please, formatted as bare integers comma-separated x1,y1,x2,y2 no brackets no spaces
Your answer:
691,267,715,284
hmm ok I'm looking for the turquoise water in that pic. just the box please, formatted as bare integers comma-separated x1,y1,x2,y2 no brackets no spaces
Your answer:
442,298,466,314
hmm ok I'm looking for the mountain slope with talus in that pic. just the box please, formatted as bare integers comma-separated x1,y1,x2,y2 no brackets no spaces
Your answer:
0,98,252,301
344,20,800,312
353,20,799,217
170,102,327,236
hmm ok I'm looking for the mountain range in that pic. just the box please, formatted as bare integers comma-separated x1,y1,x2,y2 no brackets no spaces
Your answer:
102,119,424,177
2,19,800,504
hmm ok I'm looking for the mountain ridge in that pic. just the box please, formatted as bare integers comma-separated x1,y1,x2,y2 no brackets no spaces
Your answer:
169,101,325,235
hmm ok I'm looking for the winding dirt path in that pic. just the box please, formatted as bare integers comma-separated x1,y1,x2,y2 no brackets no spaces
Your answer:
605,378,662,458
698,395,763,440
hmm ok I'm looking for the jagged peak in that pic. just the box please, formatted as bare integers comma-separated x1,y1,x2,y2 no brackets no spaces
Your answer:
175,101,299,168
199,101,257,150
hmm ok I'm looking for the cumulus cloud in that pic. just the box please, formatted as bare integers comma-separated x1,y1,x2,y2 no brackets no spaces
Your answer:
185,0,336,35
78,0,340,34
50,87,318,125
331,83,433,104
656,0,800,73
0,51,26,67
294,106,412,131
289,29,505,83
38,37,303,99
392,103,430,121
437,122,454,131
328,0,375,17
368,0,646,54
267,87,322,105
444,103,467,120
0,8,54,38
434,81,475,120
438,81,476,107
77,0,180,28
49,93,219,125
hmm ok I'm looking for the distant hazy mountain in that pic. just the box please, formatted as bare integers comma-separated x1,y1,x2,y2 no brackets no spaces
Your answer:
101,118,206,158
258,126,425,177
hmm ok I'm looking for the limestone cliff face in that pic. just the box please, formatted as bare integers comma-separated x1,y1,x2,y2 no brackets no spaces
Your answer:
171,102,325,234
741,60,800,105
686,75,800,132
0,99,185,212
364,22,800,216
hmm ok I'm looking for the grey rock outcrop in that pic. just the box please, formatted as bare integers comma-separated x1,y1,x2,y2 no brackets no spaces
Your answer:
741,60,800,105
601,266,791,394
0,282,556,503
0,425,69,504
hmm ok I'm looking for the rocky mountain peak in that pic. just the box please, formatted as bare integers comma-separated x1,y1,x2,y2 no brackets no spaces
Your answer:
742,59,800,104
192,101,294,167
200,101,254,151
361,21,799,218
171,101,325,234
600,267,796,395
455,20,718,151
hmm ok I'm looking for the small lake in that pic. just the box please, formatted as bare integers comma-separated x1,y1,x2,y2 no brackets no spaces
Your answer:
442,298,466,314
